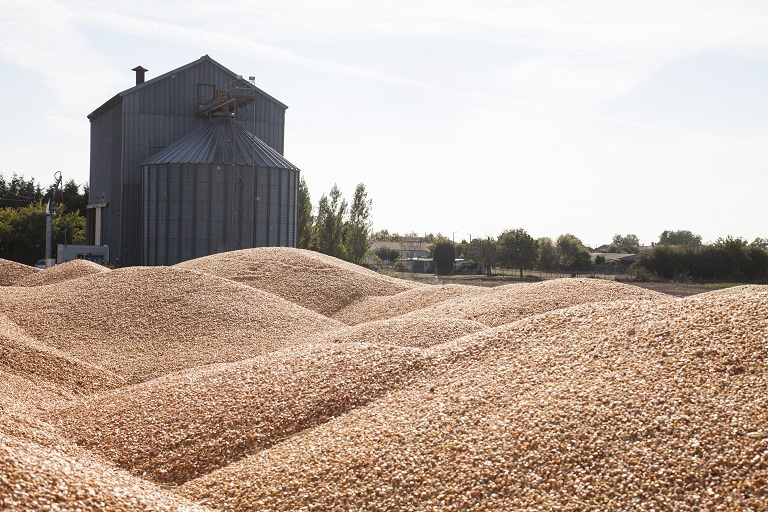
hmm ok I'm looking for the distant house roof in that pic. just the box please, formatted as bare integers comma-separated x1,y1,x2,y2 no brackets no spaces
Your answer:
591,253,637,263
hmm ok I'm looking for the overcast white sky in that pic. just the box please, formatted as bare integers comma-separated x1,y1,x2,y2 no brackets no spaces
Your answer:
1,0,766,247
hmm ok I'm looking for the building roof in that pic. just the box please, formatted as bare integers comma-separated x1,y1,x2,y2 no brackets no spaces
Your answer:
142,113,299,170
88,55,288,120
591,252,637,263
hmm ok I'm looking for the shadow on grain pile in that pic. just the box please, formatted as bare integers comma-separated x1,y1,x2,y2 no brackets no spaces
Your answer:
176,247,422,317
46,342,433,485
318,316,488,348
332,283,492,325
1,381,211,510
177,286,768,511
0,313,125,412
1,426,213,511
400,277,673,327
0,266,343,383
12,259,110,287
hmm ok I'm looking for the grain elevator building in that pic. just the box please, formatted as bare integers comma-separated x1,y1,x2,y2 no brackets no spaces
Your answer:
86,55,299,266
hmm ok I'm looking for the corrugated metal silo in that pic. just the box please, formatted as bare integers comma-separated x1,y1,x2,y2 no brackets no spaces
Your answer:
88,55,289,267
142,112,299,266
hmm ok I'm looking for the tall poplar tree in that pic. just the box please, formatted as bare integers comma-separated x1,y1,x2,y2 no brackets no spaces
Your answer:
345,183,372,265
297,176,313,249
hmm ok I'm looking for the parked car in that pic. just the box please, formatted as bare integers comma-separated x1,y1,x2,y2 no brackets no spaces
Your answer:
34,259,47,269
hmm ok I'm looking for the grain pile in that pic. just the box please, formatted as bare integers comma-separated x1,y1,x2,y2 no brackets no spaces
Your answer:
0,258,38,286
2,245,767,510
0,313,125,410
319,317,488,348
12,259,110,287
0,266,343,383
401,277,672,327
0,430,213,511
47,342,431,485
179,286,768,510
332,283,491,325
177,247,421,317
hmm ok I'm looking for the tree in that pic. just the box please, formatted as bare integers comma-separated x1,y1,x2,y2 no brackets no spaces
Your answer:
714,236,749,279
0,201,85,265
497,228,539,277
48,179,88,217
751,237,768,250
538,237,557,272
0,173,44,209
345,183,372,265
372,229,402,242
1,174,87,214
454,239,469,260
312,184,348,259
556,233,592,271
374,246,400,263
466,237,497,277
659,230,702,247
297,176,313,249
745,246,768,281
611,234,640,253
432,236,455,275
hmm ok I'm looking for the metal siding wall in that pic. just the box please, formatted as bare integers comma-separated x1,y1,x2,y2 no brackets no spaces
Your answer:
166,164,180,263
209,166,226,254
88,105,122,259
143,167,150,264
194,165,210,258
156,166,168,264
269,169,279,246
241,96,285,155
180,168,195,262
279,170,291,247
255,169,268,246
288,170,297,247
143,163,296,261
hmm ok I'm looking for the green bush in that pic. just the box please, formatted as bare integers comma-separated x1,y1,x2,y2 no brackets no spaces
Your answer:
632,242,768,282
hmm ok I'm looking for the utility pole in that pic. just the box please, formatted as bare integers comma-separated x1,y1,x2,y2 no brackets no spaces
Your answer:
45,171,62,268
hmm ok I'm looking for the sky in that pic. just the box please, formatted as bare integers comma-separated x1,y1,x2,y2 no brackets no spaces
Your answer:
1,0,767,248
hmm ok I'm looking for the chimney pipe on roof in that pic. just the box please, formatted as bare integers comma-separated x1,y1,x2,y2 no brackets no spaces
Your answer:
132,66,148,85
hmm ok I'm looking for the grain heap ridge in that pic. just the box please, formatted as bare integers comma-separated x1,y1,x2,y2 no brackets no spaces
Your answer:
177,247,421,317
12,259,110,287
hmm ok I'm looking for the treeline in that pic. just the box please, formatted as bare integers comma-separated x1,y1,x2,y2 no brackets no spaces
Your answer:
462,231,593,277
0,174,88,214
373,228,594,277
372,227,768,283
0,174,88,265
632,236,768,282
297,178,373,265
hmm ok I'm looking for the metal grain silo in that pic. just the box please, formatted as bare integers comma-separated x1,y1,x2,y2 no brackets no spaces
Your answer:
87,55,289,267
142,111,299,266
